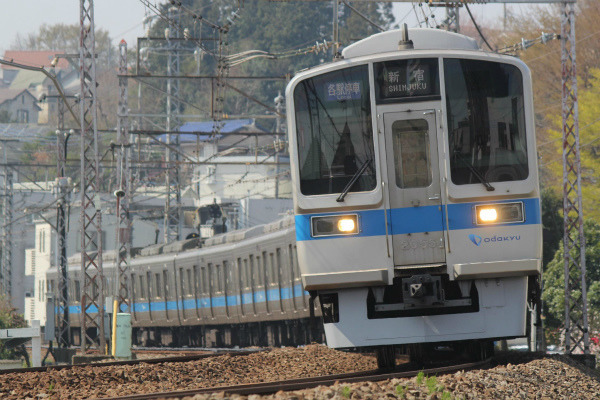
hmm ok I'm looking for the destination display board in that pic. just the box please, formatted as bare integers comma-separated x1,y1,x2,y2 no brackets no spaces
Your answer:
375,58,440,102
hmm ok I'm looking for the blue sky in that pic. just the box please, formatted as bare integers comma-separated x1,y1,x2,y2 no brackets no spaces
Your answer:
0,1,539,54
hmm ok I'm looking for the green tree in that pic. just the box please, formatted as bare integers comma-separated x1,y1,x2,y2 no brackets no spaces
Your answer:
542,220,600,344
0,296,27,360
541,188,563,268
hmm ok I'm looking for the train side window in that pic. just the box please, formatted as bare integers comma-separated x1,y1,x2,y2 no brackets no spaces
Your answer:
249,255,255,289
75,280,81,301
215,265,222,292
269,253,275,284
288,244,295,282
192,265,198,297
276,248,282,283
223,261,229,294
243,259,249,288
138,275,144,298
262,251,268,286
237,258,243,291
293,245,300,277
163,270,169,298
391,119,431,188
255,255,264,286
179,267,186,296
201,266,207,294
207,263,213,294
154,273,161,298
187,269,193,295
146,272,152,298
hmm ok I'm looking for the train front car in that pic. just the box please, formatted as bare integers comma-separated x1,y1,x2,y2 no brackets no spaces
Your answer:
286,28,542,367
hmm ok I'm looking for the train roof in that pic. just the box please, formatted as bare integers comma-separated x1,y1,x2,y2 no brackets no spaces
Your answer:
342,28,480,59
57,214,296,271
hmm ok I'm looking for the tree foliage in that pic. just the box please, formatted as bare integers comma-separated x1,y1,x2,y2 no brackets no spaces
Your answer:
139,0,395,124
0,296,27,360
11,23,112,63
542,220,600,341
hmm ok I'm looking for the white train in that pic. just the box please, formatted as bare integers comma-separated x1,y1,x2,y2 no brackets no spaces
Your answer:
286,27,542,367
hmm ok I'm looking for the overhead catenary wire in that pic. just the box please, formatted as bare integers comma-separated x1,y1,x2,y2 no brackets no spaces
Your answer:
464,3,494,51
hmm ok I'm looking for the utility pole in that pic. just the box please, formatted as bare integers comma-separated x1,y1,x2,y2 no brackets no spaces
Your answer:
79,0,106,352
55,97,71,348
115,40,132,312
0,143,13,300
164,6,183,243
560,1,591,360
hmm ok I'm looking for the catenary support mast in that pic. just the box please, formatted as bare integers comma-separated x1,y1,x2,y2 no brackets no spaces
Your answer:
115,40,132,312
560,1,590,356
79,0,106,352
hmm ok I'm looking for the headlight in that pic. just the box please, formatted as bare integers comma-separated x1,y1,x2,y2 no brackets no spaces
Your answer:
475,202,524,225
311,214,359,237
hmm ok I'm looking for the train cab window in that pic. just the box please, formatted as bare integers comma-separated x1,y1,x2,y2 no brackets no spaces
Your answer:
444,59,528,185
391,119,432,188
293,65,376,195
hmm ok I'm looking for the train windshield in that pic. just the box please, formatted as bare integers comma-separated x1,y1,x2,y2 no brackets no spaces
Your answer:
444,59,528,185
293,65,376,196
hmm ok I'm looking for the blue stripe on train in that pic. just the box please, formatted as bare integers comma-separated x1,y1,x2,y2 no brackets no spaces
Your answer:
295,198,541,241
67,284,308,315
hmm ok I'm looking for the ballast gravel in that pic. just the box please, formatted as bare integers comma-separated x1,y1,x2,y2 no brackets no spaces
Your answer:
0,345,375,399
0,345,598,400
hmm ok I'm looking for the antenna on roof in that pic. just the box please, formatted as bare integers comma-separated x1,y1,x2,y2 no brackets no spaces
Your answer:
398,23,414,50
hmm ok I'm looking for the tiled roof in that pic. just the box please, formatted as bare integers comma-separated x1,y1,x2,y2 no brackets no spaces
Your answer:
2,50,69,70
8,69,45,91
157,119,261,143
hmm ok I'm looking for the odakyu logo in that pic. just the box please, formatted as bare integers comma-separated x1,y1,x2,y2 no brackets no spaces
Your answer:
468,233,520,246
469,234,482,246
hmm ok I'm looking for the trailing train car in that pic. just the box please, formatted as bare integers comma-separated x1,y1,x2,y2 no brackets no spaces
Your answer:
47,215,324,348
286,27,542,367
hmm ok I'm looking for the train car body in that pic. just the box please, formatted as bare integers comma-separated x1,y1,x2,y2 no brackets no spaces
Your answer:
286,28,542,363
47,216,323,348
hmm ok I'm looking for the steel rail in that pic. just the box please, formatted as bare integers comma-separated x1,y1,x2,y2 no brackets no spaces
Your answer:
93,359,490,400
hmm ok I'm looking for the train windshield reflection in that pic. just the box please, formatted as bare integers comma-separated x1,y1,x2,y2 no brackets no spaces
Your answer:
293,65,376,196
444,59,529,185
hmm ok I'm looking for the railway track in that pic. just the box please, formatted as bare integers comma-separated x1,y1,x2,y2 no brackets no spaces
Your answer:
0,348,264,375
93,359,491,400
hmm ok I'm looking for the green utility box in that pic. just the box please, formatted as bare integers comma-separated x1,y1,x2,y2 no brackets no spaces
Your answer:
114,313,132,359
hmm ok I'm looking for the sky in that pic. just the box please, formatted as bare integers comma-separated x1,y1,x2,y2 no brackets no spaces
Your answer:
0,1,541,55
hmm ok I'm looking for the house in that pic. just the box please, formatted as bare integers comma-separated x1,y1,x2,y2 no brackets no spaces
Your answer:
0,89,41,123
1,50,75,124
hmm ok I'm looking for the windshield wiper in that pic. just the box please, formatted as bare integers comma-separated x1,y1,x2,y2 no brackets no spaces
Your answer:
337,158,372,202
454,153,495,191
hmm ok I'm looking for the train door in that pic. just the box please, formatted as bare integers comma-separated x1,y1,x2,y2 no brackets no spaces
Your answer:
383,110,445,266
